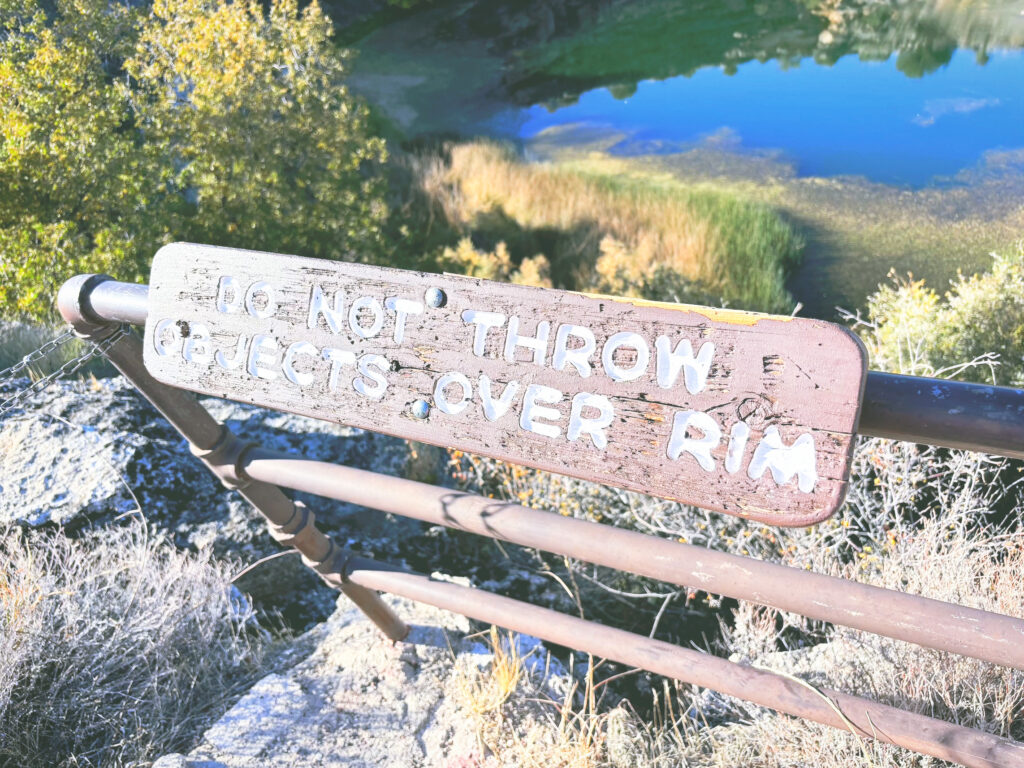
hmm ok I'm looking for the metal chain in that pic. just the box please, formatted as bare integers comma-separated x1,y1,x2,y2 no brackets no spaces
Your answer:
0,327,77,383
0,325,128,419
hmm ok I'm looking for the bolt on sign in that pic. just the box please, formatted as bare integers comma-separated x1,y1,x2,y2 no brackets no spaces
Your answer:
143,243,867,526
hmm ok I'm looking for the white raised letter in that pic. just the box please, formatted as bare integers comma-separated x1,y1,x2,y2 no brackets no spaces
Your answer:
307,284,344,333
567,392,614,450
602,332,650,382
434,372,473,415
655,336,715,393
462,310,506,357
354,354,388,400
747,426,818,493
666,410,722,471
520,384,562,438
322,348,356,392
216,276,242,313
348,296,384,339
553,324,595,378
385,297,424,344
244,281,277,319
182,322,212,366
283,341,317,387
153,318,181,357
724,420,750,474
504,317,550,366
246,334,279,380
215,334,247,370
479,375,518,422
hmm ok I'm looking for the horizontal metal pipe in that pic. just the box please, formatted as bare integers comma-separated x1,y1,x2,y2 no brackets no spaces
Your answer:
240,448,1024,670
346,558,1024,768
859,371,1024,459
79,278,1024,459
87,280,150,326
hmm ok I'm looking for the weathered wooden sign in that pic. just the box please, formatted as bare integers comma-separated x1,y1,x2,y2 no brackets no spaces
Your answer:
143,243,867,525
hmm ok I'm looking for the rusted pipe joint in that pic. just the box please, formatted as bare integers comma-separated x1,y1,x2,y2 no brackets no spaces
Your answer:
57,274,120,340
267,500,333,561
190,425,256,490
266,499,313,545
322,547,364,591
267,501,342,577
312,547,350,590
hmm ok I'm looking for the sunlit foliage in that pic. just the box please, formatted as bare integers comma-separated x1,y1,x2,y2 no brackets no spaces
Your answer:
438,237,553,288
853,242,1024,384
0,0,386,319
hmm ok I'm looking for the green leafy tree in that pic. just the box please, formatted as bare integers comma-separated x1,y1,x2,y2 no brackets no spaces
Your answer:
128,0,387,259
0,0,387,320
0,0,152,315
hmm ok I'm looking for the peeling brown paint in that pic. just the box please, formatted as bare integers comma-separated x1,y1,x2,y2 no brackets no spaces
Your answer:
143,243,867,525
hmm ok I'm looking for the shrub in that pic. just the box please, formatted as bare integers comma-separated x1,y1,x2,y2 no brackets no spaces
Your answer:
129,0,388,262
691,473,1024,768
0,0,387,321
0,522,267,767
852,241,1024,383
438,237,552,288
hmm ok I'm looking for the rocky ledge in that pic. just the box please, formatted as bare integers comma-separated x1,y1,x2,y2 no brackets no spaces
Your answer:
154,591,566,768
0,375,427,627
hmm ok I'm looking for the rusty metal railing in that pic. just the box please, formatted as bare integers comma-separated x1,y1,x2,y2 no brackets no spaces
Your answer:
58,275,1024,768
75,279,1024,459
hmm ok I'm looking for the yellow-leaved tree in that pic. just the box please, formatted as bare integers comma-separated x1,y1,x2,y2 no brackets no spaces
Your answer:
0,0,150,315
0,0,387,319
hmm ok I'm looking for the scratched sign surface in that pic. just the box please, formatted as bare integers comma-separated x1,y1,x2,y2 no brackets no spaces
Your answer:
144,243,867,525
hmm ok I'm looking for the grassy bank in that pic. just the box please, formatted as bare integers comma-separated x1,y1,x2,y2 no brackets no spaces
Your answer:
403,141,803,313
521,131,1024,318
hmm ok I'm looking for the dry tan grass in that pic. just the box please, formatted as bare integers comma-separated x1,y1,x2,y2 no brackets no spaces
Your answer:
455,631,614,768
448,430,1024,767
0,522,268,767
413,141,802,313
0,321,96,378
433,142,712,284
458,627,526,720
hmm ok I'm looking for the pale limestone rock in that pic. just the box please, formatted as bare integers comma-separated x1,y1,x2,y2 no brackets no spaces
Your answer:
176,593,506,768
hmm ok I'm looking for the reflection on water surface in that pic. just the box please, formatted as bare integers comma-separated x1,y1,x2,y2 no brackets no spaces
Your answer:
500,49,1024,187
348,0,1024,313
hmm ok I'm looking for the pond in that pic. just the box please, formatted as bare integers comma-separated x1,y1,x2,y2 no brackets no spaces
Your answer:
499,48,1024,187
348,0,1024,316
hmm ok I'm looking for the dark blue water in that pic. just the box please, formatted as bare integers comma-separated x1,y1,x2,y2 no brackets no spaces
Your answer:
502,49,1024,186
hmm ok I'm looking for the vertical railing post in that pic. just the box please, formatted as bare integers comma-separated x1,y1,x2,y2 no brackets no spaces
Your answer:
57,274,409,641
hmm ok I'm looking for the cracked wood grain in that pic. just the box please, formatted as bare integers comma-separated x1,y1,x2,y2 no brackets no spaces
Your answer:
143,243,867,526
